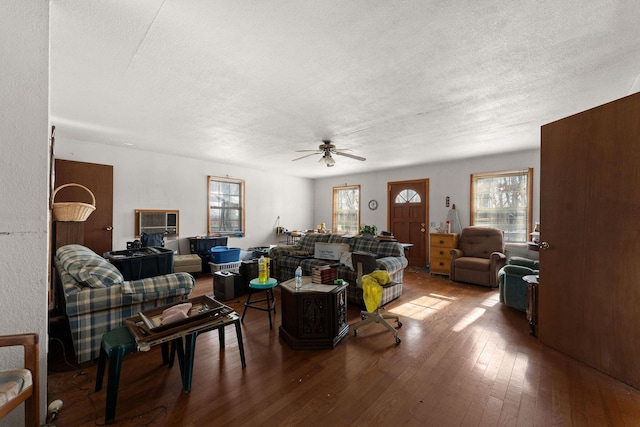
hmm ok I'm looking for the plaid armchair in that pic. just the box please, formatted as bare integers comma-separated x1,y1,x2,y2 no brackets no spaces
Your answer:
54,244,194,363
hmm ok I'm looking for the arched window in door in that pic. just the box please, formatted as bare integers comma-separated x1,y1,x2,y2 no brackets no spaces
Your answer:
394,189,421,204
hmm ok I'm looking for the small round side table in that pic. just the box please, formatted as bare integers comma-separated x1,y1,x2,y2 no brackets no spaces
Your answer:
242,278,278,329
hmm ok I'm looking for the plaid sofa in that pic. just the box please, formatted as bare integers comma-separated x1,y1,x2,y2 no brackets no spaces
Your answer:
269,234,407,307
54,244,194,363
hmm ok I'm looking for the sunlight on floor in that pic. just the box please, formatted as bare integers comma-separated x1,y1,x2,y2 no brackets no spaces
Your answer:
387,293,455,320
480,294,499,308
452,307,486,332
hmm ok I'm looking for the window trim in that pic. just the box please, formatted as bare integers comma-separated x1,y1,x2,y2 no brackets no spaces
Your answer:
470,168,533,243
207,175,245,236
332,185,361,235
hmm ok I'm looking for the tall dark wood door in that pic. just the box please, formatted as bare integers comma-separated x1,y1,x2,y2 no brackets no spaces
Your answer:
388,179,429,267
54,159,114,255
539,92,640,389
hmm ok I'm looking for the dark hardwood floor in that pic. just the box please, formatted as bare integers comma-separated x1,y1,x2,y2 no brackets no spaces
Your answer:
47,269,640,426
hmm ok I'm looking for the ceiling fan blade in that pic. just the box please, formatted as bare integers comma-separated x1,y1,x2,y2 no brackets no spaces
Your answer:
295,149,322,153
334,151,366,161
292,153,320,162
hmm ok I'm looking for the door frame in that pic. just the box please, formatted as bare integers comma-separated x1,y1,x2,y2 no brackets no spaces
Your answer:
387,178,429,267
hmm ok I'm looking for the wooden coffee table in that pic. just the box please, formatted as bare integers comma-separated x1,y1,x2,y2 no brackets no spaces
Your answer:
279,277,349,350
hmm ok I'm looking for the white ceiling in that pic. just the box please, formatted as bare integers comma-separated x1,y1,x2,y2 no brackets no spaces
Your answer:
49,1,640,178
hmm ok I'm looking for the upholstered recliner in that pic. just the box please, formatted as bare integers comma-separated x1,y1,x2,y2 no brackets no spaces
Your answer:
498,257,539,311
450,227,506,288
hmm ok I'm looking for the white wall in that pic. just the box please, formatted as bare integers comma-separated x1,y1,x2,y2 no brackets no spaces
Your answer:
55,140,315,252
0,1,49,425
56,141,540,258
312,149,540,234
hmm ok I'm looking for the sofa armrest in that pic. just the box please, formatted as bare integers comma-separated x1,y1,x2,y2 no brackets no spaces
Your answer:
122,272,195,295
269,245,299,259
450,248,463,260
376,256,408,275
502,264,537,277
489,252,507,287
490,251,507,267
65,272,194,316
509,256,539,270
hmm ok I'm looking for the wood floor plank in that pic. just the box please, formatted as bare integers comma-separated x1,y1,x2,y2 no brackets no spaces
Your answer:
47,268,640,426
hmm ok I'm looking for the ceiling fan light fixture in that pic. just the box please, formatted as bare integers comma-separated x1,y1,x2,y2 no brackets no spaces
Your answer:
322,152,335,167
292,139,364,166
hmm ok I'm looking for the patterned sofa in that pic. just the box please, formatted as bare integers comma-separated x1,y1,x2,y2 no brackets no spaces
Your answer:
54,244,195,363
269,234,407,307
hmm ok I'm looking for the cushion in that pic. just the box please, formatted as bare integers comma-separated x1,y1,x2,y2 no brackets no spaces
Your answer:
69,258,124,288
340,251,354,270
454,257,490,272
57,244,124,288
0,369,32,407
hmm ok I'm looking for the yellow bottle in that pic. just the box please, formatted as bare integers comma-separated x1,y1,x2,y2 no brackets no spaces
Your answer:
258,256,267,283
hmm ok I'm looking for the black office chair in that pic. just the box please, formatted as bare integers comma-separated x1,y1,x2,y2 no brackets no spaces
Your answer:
141,232,165,247
351,252,402,344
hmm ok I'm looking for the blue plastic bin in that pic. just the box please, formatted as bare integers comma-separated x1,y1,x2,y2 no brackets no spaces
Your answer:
210,246,241,264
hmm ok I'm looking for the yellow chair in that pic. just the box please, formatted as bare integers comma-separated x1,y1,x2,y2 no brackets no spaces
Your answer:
0,333,40,427
351,253,402,344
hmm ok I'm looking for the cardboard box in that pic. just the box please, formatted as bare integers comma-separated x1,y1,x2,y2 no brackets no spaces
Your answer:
314,242,350,261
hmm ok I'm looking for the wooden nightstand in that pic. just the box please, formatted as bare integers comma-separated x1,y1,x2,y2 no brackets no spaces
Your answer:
429,233,459,276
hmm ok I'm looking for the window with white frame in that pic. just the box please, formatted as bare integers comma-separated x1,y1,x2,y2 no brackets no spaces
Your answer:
470,168,533,243
332,185,360,234
208,176,245,236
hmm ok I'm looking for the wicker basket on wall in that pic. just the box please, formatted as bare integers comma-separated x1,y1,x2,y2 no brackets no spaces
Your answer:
52,183,96,222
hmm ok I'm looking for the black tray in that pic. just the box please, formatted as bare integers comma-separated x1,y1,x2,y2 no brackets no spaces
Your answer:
129,295,233,336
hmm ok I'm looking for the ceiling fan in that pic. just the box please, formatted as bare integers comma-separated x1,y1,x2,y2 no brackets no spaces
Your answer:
292,140,366,167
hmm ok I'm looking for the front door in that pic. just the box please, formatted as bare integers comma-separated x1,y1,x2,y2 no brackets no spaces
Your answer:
388,179,429,267
539,92,640,388
54,159,114,255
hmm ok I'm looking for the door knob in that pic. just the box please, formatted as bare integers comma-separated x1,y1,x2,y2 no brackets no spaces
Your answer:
421,228,425,233
539,241,550,250
105,226,113,231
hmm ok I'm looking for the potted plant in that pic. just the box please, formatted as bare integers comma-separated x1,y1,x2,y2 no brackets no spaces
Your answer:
359,224,378,239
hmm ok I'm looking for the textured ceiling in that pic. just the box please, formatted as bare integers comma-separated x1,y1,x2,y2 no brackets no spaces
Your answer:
49,1,640,178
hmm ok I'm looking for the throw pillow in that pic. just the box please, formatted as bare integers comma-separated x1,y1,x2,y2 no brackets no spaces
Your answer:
66,258,124,288
340,251,354,270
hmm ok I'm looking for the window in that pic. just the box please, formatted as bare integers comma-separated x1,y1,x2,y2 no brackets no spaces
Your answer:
208,176,245,236
470,168,533,243
332,185,360,234
394,189,422,204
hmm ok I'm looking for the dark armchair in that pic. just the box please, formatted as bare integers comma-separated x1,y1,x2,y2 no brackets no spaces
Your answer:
498,257,539,311
450,227,506,288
